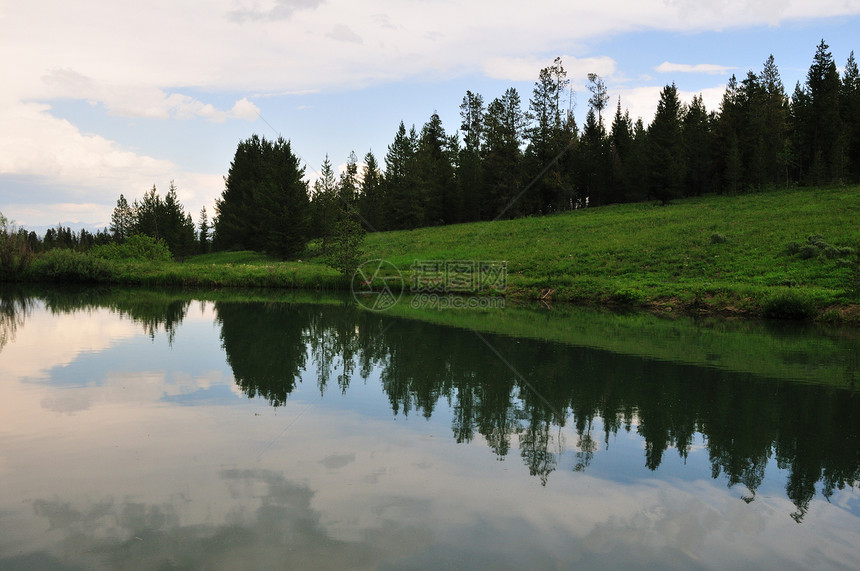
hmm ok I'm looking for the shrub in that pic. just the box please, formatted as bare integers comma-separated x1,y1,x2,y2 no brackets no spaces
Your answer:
0,213,34,280
786,235,854,261
710,233,726,244
28,250,112,283
91,234,172,262
762,290,817,320
610,288,643,305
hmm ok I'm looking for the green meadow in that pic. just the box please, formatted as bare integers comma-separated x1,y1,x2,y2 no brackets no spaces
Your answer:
19,185,860,322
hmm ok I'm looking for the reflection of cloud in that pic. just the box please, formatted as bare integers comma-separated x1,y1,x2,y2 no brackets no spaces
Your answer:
0,304,139,380
319,452,356,470
19,469,434,570
41,393,92,414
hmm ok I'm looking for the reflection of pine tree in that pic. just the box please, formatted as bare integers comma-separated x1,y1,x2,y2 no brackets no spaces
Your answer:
215,302,309,407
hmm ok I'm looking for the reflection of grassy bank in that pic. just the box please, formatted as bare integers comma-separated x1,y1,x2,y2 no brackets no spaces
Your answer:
387,296,860,390
9,285,858,391
10,185,860,322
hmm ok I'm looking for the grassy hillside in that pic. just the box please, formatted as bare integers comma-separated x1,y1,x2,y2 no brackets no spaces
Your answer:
16,185,860,321
337,185,860,320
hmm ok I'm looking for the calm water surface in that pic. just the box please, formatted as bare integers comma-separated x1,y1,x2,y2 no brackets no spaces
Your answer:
0,288,859,569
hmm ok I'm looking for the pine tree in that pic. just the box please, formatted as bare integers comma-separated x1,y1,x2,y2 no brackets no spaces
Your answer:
358,150,384,231
415,112,458,225
525,57,575,214
842,51,860,180
609,98,634,203
110,194,133,241
647,84,685,204
482,88,526,219
760,55,790,186
459,90,485,222
579,107,609,206
806,39,845,183
383,122,419,229
214,135,309,258
198,207,210,253
311,155,338,255
682,95,712,196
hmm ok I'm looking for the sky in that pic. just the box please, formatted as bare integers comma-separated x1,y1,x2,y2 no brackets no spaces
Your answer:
2,1,860,234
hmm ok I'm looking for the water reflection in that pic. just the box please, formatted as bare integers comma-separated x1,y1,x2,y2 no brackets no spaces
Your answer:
2,288,859,528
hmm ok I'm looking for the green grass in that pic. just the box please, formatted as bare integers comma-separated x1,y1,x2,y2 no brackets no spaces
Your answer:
332,185,860,321
12,185,860,321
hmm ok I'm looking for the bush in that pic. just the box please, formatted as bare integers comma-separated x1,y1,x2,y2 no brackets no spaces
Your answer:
762,290,817,320
610,288,643,305
28,250,112,283
0,213,34,280
786,234,854,261
710,233,726,244
91,234,172,262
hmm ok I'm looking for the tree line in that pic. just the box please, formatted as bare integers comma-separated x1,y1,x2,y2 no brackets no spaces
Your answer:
211,39,860,259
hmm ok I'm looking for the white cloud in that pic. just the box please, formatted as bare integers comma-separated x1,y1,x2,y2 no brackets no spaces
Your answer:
613,85,726,125
2,1,860,226
656,62,737,75
327,24,363,44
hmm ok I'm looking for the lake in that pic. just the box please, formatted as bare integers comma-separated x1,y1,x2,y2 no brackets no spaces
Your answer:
1,287,859,569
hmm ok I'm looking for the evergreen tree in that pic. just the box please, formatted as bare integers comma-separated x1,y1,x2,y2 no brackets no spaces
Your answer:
714,75,744,193
459,90,485,222
525,57,576,213
759,55,790,186
257,138,309,259
383,122,419,229
842,51,860,180
162,181,196,258
682,95,712,196
133,185,164,240
358,150,384,231
805,39,845,183
482,88,526,219
579,107,610,206
326,151,366,281
647,84,685,204
110,194,133,241
214,135,309,259
198,207,210,253
415,112,459,225
587,73,610,126
310,155,338,255
608,98,634,204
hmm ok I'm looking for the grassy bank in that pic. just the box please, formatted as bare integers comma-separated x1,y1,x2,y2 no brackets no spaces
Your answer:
12,185,860,321
347,184,860,322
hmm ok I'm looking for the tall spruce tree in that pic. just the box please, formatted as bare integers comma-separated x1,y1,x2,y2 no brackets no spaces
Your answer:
682,95,712,196
358,150,384,231
459,90,485,222
805,39,845,183
609,98,634,204
110,194,133,241
415,112,458,225
383,122,419,229
842,51,860,180
647,84,685,204
525,57,576,214
214,135,309,259
310,155,338,255
482,87,526,219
